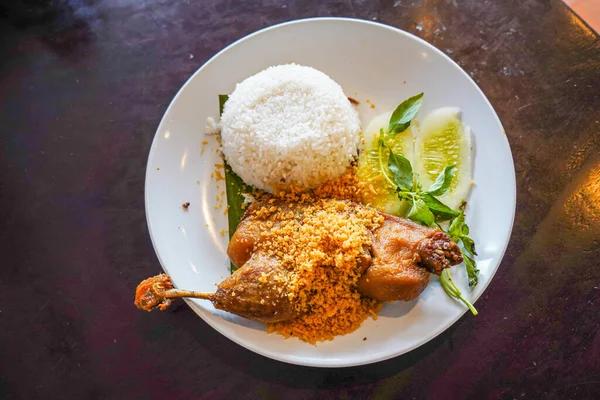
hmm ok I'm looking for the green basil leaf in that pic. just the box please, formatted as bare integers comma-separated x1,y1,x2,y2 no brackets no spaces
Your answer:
377,133,398,189
444,203,479,289
407,198,435,226
461,224,470,236
387,147,413,190
421,193,460,220
427,165,456,196
388,92,424,134
447,211,465,243
461,235,477,256
464,252,479,287
415,179,423,192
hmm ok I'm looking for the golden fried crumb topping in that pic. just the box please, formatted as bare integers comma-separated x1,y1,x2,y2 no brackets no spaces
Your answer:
243,179,383,343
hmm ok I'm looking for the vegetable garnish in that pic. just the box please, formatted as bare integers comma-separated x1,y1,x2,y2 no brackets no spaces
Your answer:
386,142,413,191
388,92,424,134
413,107,472,210
447,202,480,287
375,94,479,314
440,269,478,316
224,166,246,238
220,94,248,272
377,136,458,226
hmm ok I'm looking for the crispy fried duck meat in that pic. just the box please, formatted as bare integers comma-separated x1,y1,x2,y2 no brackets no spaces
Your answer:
209,252,298,322
357,213,462,302
135,200,462,320
228,200,461,303
134,255,297,322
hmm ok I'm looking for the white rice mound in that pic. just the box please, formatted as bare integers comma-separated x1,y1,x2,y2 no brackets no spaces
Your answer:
220,64,361,192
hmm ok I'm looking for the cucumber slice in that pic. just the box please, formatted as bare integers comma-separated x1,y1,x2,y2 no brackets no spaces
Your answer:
357,111,413,215
413,107,472,210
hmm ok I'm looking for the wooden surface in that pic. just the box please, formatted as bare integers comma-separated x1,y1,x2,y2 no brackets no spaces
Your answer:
1,1,599,399
565,0,600,33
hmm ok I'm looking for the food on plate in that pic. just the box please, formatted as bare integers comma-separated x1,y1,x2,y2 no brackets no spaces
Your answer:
357,110,414,215
357,212,462,301
413,107,472,210
352,95,478,312
136,196,462,343
220,64,360,192
136,64,481,343
135,273,174,311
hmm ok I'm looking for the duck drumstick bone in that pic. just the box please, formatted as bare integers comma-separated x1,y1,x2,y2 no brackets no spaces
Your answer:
135,252,301,323
135,274,213,312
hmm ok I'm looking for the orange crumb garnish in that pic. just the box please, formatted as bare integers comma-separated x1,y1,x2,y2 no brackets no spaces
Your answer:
238,167,383,344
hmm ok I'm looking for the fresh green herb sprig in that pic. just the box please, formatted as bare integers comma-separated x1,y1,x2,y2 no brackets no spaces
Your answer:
377,93,478,315
378,93,459,226
440,269,479,315
447,203,480,287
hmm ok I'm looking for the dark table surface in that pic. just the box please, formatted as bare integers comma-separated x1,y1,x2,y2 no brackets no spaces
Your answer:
1,0,600,399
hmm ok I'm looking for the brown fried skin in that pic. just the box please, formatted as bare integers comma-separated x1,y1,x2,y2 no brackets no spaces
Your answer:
357,214,462,301
227,201,373,270
227,202,264,269
213,252,298,323
227,200,463,305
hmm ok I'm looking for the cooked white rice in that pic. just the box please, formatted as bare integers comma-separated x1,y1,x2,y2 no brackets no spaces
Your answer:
220,64,361,192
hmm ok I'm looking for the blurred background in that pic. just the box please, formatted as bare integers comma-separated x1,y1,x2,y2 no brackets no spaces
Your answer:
564,0,600,32
1,1,599,33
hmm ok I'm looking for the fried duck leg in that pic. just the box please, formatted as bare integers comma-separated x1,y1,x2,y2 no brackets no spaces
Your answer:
135,253,298,322
228,201,462,302
356,213,462,302
135,200,462,318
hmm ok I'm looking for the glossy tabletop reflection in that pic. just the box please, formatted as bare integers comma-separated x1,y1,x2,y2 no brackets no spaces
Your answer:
1,1,599,399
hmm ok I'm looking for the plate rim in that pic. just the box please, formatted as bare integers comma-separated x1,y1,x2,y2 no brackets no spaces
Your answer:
144,16,517,368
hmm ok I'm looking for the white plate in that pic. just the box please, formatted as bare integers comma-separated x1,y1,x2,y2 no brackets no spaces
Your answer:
145,18,516,367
